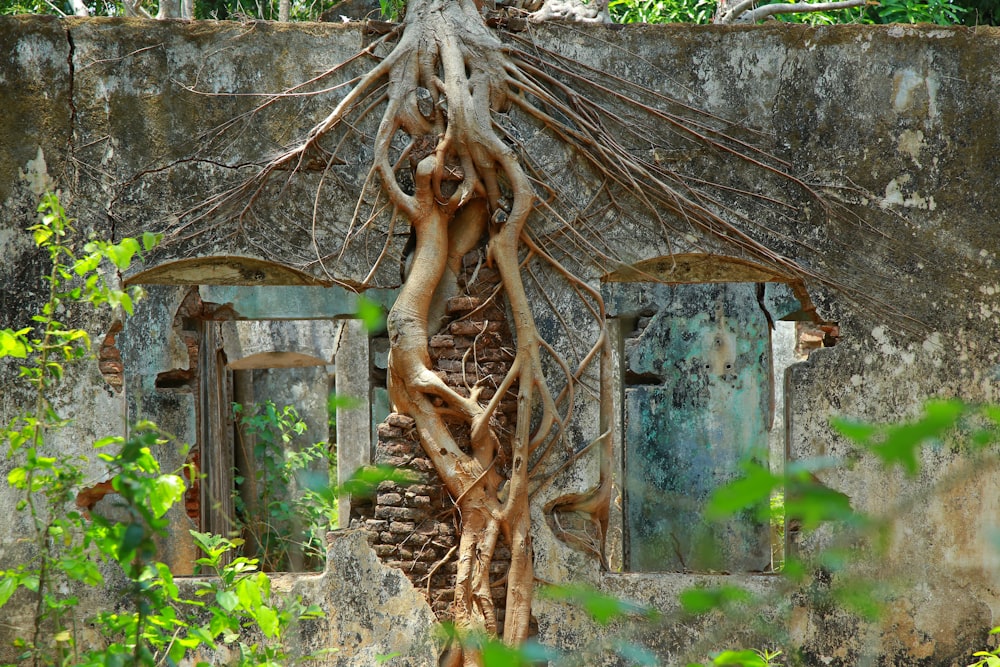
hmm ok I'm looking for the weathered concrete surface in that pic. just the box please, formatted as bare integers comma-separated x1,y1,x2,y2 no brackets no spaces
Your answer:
1,15,1000,666
282,530,441,666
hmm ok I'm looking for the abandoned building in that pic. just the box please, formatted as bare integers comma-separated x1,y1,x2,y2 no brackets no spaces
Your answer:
1,13,1000,666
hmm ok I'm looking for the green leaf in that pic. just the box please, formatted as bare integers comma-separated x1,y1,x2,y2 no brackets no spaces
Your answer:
713,649,766,666
119,291,134,316
706,461,779,520
142,231,163,251
480,638,526,667
93,435,124,449
342,464,418,498
236,577,263,610
830,417,877,443
840,399,966,476
188,625,217,648
256,605,279,638
356,296,386,333
107,237,140,270
7,467,26,488
0,330,28,359
329,393,362,413
678,585,752,615
541,584,654,625
0,577,18,608
215,590,239,612
785,476,855,531
118,522,145,562
73,253,101,276
150,474,185,518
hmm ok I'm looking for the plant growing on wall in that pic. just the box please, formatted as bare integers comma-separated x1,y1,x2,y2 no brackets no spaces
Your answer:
166,1,909,663
232,400,338,572
0,194,329,666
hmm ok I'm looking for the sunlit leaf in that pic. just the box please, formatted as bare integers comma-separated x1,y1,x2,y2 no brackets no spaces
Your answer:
678,585,752,615
107,237,140,270
706,461,779,520
142,231,163,251
341,464,417,498
215,590,239,612
0,330,28,359
0,577,17,608
93,435,124,449
119,291,134,316
328,393,362,412
713,649,765,666
256,605,279,638
73,253,101,276
356,296,386,333
150,474,185,518
7,467,26,488
236,577,263,610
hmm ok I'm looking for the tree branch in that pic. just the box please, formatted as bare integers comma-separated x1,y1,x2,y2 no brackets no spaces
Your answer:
719,0,869,23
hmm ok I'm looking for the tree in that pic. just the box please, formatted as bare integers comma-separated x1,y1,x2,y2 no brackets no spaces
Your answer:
162,1,901,664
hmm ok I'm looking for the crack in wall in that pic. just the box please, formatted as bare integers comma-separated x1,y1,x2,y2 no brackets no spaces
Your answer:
64,27,78,182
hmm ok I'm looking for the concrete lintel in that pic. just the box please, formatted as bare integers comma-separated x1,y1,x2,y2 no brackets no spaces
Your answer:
199,285,398,321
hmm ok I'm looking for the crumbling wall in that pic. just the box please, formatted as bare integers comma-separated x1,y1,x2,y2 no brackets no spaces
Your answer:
2,16,1000,666
356,248,518,628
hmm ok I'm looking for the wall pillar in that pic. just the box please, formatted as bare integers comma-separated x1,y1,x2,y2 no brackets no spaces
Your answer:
335,319,372,528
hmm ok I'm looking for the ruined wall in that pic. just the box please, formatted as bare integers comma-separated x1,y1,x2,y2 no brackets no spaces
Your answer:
2,15,1000,666
354,248,519,628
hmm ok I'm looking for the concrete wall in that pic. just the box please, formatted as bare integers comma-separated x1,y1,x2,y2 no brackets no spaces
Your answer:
2,15,1000,665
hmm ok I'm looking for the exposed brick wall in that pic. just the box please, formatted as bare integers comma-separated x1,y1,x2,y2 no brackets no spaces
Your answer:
355,247,519,630
98,320,124,393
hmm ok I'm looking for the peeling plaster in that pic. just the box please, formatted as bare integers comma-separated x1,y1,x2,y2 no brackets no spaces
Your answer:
19,146,55,195
882,175,936,210
896,128,924,165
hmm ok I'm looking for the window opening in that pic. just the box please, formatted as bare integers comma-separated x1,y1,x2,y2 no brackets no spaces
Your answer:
231,363,335,573
122,276,395,574
605,278,808,573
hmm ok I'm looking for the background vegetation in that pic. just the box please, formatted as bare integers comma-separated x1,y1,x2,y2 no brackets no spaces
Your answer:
2,0,997,26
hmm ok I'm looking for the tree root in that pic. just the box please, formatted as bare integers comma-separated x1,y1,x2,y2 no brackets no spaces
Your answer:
160,1,912,662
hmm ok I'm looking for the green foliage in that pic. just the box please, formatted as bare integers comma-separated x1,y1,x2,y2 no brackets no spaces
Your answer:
608,0,975,25
356,295,388,333
189,531,331,665
678,584,752,615
0,0,345,20
686,647,783,667
542,584,660,625
968,627,1000,667
830,398,982,476
686,397,1000,662
608,0,714,23
377,0,403,20
232,400,338,572
0,193,326,665
340,463,418,497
